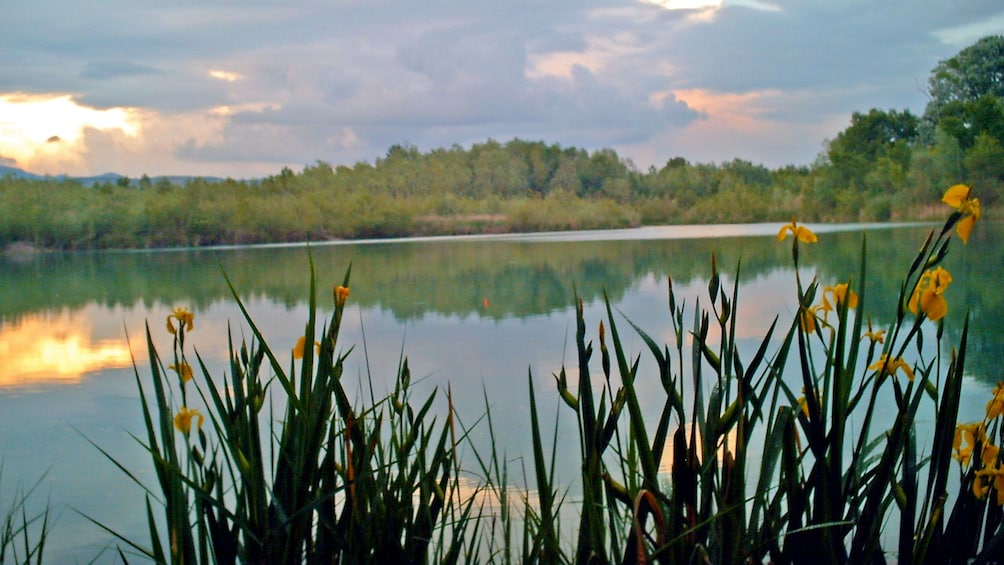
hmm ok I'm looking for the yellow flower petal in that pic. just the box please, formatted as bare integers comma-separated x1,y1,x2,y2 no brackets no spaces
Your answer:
777,220,818,243
173,407,204,434
956,214,976,243
953,422,986,467
799,305,820,333
909,267,952,321
167,307,195,334
942,184,971,208
334,285,350,307
862,329,886,344
869,354,914,381
921,293,948,321
942,184,980,244
293,336,307,359
169,362,194,383
292,336,320,359
988,383,1004,420
822,283,858,312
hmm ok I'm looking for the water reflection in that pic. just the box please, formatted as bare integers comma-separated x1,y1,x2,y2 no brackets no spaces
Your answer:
0,307,134,388
1,222,1001,389
0,222,999,562
658,423,740,474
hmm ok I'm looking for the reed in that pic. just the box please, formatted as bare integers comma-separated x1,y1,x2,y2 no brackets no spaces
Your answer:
87,183,995,563
0,465,49,565
522,184,993,563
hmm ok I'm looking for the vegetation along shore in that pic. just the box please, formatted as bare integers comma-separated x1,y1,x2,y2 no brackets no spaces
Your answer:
3,183,993,563
0,34,1001,565
1,36,1002,252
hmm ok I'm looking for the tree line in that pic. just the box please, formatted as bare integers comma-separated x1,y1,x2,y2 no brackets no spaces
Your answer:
1,36,1001,251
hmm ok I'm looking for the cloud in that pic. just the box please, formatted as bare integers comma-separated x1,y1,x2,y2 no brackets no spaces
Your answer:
1,1,1002,175
934,11,1004,45
80,61,159,81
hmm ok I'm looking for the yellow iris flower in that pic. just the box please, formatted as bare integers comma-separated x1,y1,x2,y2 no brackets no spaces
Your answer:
908,267,952,322
173,406,204,434
822,283,858,313
169,361,194,383
953,422,986,467
862,329,886,344
166,307,195,335
796,388,822,420
974,456,1004,505
777,220,818,244
942,184,980,243
987,382,1004,420
292,336,320,359
334,285,350,307
799,305,822,333
862,319,886,344
868,354,914,382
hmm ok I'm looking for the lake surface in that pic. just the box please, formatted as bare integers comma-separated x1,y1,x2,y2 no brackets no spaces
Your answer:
1,221,1000,562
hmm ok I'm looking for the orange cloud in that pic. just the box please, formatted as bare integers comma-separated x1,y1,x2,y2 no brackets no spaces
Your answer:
623,87,840,167
671,88,783,132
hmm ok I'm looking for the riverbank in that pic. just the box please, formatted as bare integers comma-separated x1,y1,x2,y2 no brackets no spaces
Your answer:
7,141,991,253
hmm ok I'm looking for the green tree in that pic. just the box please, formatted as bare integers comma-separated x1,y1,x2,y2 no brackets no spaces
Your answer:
963,133,1004,204
937,94,1004,149
548,154,583,194
924,35,1004,124
906,127,965,204
470,139,529,197
826,108,918,191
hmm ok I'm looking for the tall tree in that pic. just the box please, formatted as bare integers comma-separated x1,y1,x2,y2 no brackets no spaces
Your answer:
826,108,918,190
937,94,1004,149
922,35,1004,135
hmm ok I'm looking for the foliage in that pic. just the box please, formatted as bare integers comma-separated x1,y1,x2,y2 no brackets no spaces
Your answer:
923,35,1004,132
1,184,997,564
522,186,993,563
88,266,500,564
0,466,49,565
76,185,986,563
1,37,1003,251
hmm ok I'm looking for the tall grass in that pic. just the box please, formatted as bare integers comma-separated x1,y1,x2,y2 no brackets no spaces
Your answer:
0,465,49,565
96,263,505,564
522,185,993,563
84,183,995,563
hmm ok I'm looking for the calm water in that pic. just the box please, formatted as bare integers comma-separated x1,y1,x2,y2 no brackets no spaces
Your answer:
1,222,1000,562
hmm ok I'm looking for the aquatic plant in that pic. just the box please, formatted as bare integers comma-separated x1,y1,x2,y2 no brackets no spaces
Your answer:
0,465,49,565
92,183,996,563
522,183,993,563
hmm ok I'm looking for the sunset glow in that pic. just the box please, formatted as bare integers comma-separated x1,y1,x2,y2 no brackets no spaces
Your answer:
672,88,782,130
0,93,139,169
0,311,135,388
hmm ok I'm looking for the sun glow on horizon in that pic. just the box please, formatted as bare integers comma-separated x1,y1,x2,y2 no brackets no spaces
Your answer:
0,92,140,170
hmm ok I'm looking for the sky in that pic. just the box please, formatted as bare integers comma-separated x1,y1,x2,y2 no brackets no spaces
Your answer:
1,1,1003,179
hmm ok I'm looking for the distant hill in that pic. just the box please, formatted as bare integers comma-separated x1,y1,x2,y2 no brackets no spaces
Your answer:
0,165,50,181
0,165,223,186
